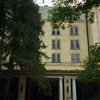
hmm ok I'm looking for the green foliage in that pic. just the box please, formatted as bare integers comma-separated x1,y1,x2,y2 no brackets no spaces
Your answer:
0,0,49,93
48,5,81,28
48,0,100,27
77,43,100,83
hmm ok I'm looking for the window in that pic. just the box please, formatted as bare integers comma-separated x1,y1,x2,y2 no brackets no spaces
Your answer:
71,54,80,63
70,26,78,35
52,28,60,35
52,40,60,49
52,53,60,63
70,40,80,49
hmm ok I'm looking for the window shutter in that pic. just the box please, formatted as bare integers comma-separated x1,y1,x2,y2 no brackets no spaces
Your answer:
71,40,74,49
70,27,73,35
57,54,60,63
57,40,60,49
75,27,78,35
76,40,80,49
52,40,55,49
52,54,55,63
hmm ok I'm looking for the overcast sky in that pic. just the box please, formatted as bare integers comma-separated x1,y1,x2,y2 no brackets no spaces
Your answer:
35,0,83,6
36,0,53,6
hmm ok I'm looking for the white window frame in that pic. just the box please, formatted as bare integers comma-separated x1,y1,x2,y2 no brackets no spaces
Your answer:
52,53,61,63
52,40,60,49
70,26,78,35
52,28,60,35
71,40,80,49
71,54,80,63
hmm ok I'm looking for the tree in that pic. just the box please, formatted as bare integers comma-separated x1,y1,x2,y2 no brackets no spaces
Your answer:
77,43,100,83
77,43,100,100
48,0,100,28
0,0,49,98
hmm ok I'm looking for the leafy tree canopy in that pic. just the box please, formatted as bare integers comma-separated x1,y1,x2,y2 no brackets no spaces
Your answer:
77,43,100,83
0,0,49,94
48,0,100,28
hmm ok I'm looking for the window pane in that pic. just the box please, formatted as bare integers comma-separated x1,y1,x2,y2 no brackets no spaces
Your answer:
52,40,60,49
70,26,78,35
76,40,80,49
76,54,80,63
75,27,78,35
71,54,80,63
71,54,75,63
57,40,60,49
52,28,60,35
52,40,55,49
52,54,55,63
71,40,80,49
52,29,55,35
70,27,73,35
52,54,60,63
57,28,60,35
71,40,74,49
57,54,60,63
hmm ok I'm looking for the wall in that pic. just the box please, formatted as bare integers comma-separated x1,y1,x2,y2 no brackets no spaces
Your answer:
88,7,100,45
41,21,88,71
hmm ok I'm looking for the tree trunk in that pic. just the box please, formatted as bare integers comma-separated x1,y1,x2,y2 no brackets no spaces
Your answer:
5,68,12,93
5,58,13,93
86,12,90,58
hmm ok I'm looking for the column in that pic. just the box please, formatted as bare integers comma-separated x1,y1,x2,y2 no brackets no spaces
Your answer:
59,77,63,100
18,77,26,100
72,77,77,100
64,76,72,100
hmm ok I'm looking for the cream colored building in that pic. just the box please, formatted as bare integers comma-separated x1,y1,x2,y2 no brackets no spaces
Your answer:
41,19,89,100
17,7,100,100
88,7,100,44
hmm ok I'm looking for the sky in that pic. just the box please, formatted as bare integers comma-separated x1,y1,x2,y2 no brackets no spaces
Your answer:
35,0,83,6
36,0,53,6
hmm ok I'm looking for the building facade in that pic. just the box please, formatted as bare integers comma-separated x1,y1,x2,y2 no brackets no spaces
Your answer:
17,6,89,100
5,7,100,100
41,21,89,100
88,7,100,44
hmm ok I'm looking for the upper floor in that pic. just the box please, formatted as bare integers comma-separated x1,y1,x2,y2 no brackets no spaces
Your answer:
41,21,89,71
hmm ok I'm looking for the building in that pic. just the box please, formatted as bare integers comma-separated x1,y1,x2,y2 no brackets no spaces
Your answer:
39,6,89,100
16,6,100,100
1,6,100,100
17,6,89,100
88,7,100,44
